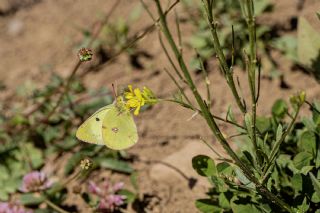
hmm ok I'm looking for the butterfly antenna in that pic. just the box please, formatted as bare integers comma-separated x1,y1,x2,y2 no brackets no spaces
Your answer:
111,83,117,99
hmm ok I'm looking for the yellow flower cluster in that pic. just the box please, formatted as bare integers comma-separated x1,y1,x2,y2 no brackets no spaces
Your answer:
124,85,157,115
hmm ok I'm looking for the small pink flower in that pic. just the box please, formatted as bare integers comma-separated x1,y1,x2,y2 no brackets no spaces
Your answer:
0,202,33,213
107,195,125,206
112,182,124,192
88,180,126,212
20,171,53,193
88,181,103,196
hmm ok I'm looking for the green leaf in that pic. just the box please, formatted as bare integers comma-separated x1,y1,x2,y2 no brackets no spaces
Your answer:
42,126,61,143
55,137,78,150
310,173,320,198
64,153,83,175
219,193,230,208
296,197,309,213
244,113,253,139
298,131,316,155
189,35,208,49
276,124,283,142
293,152,313,170
98,158,134,174
217,162,233,176
302,117,317,132
291,174,302,196
316,148,320,168
256,116,271,133
25,143,44,169
0,190,9,201
298,17,320,72
192,155,217,177
272,99,288,119
300,166,314,175
231,202,260,213
130,172,139,191
311,192,320,203
4,178,20,193
235,167,255,189
20,193,45,205
226,106,236,123
317,12,320,20
195,199,222,213
272,35,297,62
210,176,228,192
118,189,136,204
254,0,270,15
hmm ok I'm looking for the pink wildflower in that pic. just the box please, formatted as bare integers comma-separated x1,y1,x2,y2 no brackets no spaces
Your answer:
20,171,53,193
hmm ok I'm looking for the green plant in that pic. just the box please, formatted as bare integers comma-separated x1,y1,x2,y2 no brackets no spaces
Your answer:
143,0,320,212
193,99,320,212
182,0,275,73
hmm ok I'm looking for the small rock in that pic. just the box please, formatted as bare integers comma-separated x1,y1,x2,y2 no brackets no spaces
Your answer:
7,19,24,36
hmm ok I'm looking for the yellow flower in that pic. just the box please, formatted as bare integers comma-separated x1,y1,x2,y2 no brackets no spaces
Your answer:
124,85,158,115
125,85,145,115
142,86,156,102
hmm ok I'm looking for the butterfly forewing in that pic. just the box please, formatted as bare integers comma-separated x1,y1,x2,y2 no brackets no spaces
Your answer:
76,105,112,145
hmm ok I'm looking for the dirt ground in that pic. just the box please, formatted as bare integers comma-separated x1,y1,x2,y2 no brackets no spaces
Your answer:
1,0,320,212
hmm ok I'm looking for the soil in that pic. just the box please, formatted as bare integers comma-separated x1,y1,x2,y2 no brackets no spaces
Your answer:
1,0,320,212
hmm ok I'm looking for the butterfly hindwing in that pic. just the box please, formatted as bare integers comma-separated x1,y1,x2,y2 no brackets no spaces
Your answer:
76,105,112,145
101,105,138,150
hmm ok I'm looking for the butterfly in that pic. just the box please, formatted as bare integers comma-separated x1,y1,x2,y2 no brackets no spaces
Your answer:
76,97,138,150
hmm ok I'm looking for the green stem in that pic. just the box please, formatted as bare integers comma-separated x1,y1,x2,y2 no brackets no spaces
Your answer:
47,169,82,196
43,61,82,123
155,1,292,211
243,0,260,166
45,199,70,213
202,0,246,114
261,106,301,183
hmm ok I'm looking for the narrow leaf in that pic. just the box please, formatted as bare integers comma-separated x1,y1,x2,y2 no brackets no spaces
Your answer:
98,158,134,174
310,173,320,198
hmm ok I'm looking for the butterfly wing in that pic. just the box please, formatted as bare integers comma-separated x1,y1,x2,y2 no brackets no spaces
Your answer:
102,106,138,150
76,105,112,145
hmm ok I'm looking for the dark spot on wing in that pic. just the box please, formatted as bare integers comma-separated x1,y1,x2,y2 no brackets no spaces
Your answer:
96,117,100,122
102,125,106,129
112,127,119,133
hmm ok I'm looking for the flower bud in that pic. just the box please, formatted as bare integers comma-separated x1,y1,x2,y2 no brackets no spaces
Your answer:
78,48,93,62
80,158,93,170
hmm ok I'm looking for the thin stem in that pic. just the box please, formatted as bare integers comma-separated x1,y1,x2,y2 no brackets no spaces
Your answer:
140,0,156,22
45,199,70,213
47,169,82,196
243,0,260,166
174,10,183,52
256,61,261,103
201,0,246,114
197,53,211,108
306,100,320,115
200,137,224,160
159,32,185,82
43,61,82,123
164,68,193,106
212,115,246,131
261,106,301,183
